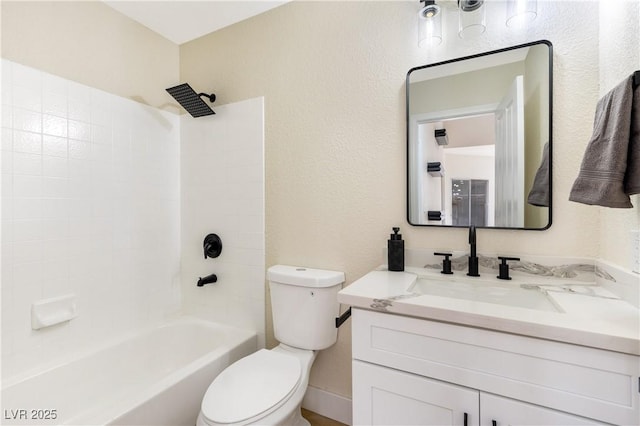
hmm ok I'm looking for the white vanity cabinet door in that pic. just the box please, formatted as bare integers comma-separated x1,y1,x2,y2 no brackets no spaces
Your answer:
353,360,479,426
480,393,607,426
352,308,639,424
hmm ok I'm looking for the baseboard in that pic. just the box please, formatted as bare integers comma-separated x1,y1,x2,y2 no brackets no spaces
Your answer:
302,385,352,425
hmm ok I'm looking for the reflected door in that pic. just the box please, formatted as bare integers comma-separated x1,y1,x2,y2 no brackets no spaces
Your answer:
494,75,525,227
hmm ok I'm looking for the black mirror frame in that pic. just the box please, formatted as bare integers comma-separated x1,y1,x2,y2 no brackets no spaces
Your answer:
406,40,553,231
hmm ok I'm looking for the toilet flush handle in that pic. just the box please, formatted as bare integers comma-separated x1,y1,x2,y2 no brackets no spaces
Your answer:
335,307,352,328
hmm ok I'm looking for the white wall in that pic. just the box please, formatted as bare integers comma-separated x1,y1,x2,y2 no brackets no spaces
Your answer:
1,60,181,379
180,97,265,347
1,0,266,385
421,122,444,215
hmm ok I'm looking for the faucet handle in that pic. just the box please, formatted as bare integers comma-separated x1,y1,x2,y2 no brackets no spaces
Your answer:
203,233,222,259
434,252,454,275
497,256,520,280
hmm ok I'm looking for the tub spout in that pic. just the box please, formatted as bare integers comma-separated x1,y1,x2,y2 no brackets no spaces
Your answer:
197,273,218,287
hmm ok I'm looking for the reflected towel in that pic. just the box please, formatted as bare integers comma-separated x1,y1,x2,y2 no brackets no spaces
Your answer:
569,74,639,208
527,142,550,207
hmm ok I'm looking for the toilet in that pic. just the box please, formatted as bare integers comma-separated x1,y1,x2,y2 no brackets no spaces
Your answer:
196,265,345,426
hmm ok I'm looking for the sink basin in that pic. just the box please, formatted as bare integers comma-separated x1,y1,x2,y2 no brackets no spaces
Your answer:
409,276,560,312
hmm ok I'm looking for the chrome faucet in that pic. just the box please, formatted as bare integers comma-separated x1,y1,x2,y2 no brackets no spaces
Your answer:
467,225,480,277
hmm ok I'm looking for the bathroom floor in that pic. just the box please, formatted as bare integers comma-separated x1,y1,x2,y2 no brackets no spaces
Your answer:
301,409,347,426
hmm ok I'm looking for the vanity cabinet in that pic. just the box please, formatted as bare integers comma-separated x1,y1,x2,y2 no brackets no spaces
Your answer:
351,308,639,425
354,360,479,425
354,361,602,425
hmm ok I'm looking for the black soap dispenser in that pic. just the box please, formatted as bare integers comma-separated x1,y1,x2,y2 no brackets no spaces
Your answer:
387,227,405,271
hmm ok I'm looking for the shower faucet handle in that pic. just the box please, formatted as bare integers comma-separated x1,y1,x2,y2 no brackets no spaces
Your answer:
203,233,222,259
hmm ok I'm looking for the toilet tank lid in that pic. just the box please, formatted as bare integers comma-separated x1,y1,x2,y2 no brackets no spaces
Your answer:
267,265,345,288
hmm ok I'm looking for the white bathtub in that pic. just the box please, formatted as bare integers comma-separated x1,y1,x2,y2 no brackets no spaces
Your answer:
1,317,257,426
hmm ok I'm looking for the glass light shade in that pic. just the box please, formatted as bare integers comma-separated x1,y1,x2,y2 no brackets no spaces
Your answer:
458,2,486,38
418,4,443,48
506,0,537,27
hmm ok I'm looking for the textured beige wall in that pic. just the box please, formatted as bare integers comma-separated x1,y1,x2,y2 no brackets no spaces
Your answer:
1,0,179,109
181,1,609,398
597,0,640,268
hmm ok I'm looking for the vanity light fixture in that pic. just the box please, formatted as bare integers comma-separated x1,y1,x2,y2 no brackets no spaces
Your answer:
418,0,538,47
506,0,537,27
418,0,443,48
458,0,486,38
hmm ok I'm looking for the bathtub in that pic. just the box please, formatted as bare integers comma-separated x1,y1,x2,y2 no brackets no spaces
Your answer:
1,317,257,426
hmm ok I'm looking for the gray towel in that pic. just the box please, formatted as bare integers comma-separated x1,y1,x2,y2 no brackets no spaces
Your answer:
527,142,550,207
569,74,639,208
625,82,640,195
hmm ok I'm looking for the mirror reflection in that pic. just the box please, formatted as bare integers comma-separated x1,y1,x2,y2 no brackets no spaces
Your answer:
407,40,552,229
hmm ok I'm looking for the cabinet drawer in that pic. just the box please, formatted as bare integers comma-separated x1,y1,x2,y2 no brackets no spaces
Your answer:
352,308,639,425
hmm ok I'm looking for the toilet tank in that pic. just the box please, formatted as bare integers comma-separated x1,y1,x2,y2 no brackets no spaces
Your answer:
267,265,345,350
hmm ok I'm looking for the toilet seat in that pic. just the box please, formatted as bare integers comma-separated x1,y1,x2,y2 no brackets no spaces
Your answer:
200,349,302,425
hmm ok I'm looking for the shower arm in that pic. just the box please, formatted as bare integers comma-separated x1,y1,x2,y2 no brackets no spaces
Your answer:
198,93,216,103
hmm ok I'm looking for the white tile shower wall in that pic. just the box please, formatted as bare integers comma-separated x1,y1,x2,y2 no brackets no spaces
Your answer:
0,60,181,379
180,97,265,348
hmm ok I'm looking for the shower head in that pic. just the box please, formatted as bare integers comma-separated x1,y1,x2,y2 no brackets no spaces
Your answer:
166,83,216,117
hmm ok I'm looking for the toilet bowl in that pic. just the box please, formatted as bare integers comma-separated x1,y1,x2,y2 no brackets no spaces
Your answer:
197,345,315,426
196,265,345,426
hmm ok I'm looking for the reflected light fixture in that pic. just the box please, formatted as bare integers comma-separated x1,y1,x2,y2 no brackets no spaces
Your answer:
506,0,537,27
434,129,448,146
418,0,442,48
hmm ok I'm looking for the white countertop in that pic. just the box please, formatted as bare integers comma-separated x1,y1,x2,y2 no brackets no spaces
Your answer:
338,267,640,355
